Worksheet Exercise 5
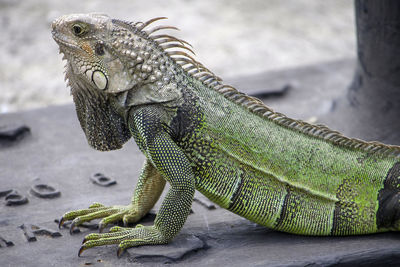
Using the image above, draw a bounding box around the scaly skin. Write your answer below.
[52,13,400,257]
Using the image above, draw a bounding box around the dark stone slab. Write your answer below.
[2,59,400,266]
[126,234,206,264]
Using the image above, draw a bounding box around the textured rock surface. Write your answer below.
[2,60,400,266]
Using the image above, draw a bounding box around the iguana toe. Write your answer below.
[77,226,167,256]
[59,204,137,234]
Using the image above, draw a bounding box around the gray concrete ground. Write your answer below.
[0,0,354,113]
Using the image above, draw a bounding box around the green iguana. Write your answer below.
[52,13,400,257]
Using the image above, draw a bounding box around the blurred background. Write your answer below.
[0,0,354,113]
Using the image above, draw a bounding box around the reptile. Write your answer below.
[52,13,400,257]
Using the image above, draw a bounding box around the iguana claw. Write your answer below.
[70,220,78,235]
[117,247,125,258]
[58,217,65,229]
[78,246,86,257]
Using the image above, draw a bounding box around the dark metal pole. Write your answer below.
[325,0,400,144]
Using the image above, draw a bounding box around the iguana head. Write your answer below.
[51,13,205,149]
[52,13,188,96]
[52,13,134,93]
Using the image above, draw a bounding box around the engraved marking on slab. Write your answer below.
[90,173,117,187]
[30,184,61,198]
[0,189,13,197]
[1,189,28,206]
[0,236,14,247]
[19,224,62,242]
[0,124,30,144]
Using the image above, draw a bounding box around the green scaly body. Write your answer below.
[52,13,400,256]
[178,76,398,235]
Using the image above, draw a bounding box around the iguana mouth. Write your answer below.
[51,19,83,54]
[52,31,80,53]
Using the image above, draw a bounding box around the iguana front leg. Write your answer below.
[59,159,165,233]
[78,132,196,256]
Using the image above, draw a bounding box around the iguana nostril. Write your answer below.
[51,19,59,31]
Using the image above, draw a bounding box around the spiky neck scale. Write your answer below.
[109,20,171,89]
[103,18,202,110]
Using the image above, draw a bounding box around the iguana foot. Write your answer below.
[79,225,167,257]
[59,202,141,234]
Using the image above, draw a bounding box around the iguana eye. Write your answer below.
[72,24,85,36]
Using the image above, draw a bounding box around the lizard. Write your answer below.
[52,13,400,257]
